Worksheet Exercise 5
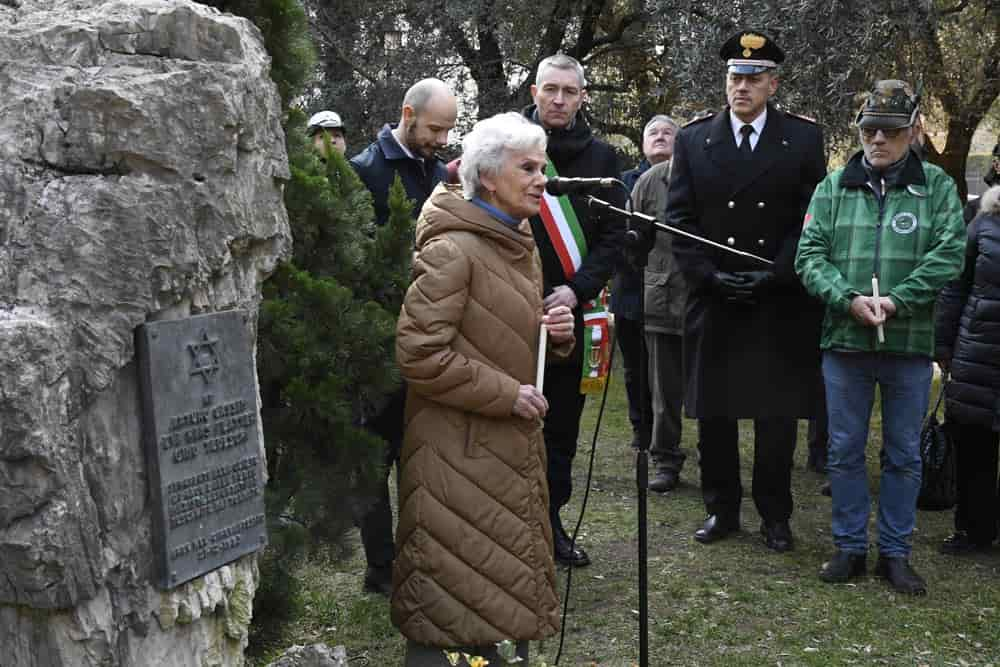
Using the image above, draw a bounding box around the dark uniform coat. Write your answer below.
[666,104,825,418]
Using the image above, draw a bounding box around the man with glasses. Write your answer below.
[796,80,965,595]
[666,30,826,553]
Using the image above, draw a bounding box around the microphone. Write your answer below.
[545,177,619,196]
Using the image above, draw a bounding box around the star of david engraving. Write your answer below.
[188,330,221,384]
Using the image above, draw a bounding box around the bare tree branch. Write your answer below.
[938,0,970,16]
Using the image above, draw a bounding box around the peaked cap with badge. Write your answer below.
[855,79,920,130]
[719,30,785,74]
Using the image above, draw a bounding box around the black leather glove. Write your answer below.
[732,270,775,296]
[708,271,755,304]
[623,223,656,270]
[624,229,654,270]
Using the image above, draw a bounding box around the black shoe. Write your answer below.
[649,469,679,493]
[939,531,993,555]
[819,550,867,583]
[874,555,927,595]
[362,565,393,596]
[820,481,831,497]
[553,526,591,567]
[551,512,590,567]
[760,520,794,552]
[694,514,739,544]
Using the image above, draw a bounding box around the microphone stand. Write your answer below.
[588,196,775,267]
[585,191,773,667]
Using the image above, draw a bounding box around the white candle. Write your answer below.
[872,275,885,344]
[536,323,548,392]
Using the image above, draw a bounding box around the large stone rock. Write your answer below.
[0,0,290,664]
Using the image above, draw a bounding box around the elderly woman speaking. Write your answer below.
[392,112,575,666]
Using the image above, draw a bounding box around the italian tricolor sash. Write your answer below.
[539,161,610,395]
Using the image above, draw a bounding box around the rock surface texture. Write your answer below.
[266,644,348,667]
[0,1,290,665]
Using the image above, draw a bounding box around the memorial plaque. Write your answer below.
[137,310,267,589]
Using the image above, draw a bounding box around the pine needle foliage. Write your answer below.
[252,114,415,649]
[196,0,415,651]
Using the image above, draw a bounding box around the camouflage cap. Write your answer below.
[856,80,919,130]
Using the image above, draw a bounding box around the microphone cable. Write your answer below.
[554,179,633,665]
[553,320,617,665]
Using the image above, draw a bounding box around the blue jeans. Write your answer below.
[822,351,931,557]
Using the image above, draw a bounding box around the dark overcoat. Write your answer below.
[665,104,826,418]
[936,205,1000,432]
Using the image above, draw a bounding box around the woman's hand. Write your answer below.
[543,305,574,344]
[512,384,548,420]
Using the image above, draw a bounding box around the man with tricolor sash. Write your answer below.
[523,54,625,568]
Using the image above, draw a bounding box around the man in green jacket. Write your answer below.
[795,80,965,595]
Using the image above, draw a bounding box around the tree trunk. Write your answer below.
[938,117,979,202]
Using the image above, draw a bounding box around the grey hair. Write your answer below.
[981,185,1000,217]
[643,115,678,136]
[458,112,547,200]
[535,54,587,88]
[402,78,452,114]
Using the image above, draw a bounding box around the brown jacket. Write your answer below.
[392,184,570,647]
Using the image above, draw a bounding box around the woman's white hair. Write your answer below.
[980,185,1000,217]
[459,112,547,200]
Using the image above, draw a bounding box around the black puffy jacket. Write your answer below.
[935,189,1000,431]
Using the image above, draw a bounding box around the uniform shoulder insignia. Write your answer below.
[785,110,817,124]
[682,111,715,127]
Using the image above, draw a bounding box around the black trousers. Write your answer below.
[697,417,797,522]
[544,360,587,512]
[615,316,652,444]
[952,421,1000,546]
[354,385,406,570]
[806,378,829,471]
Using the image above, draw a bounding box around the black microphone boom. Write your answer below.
[545,177,619,196]
[587,196,774,266]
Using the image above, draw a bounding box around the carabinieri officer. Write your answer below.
[665,29,827,552]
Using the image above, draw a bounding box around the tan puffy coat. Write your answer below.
[392,184,570,647]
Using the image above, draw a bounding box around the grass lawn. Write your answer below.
[250,365,1000,666]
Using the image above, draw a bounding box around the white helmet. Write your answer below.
[307,110,344,134]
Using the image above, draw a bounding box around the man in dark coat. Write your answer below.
[524,54,625,567]
[665,30,826,551]
[350,78,457,226]
[614,115,679,455]
[347,78,457,594]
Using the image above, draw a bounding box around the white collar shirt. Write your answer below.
[729,108,767,151]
